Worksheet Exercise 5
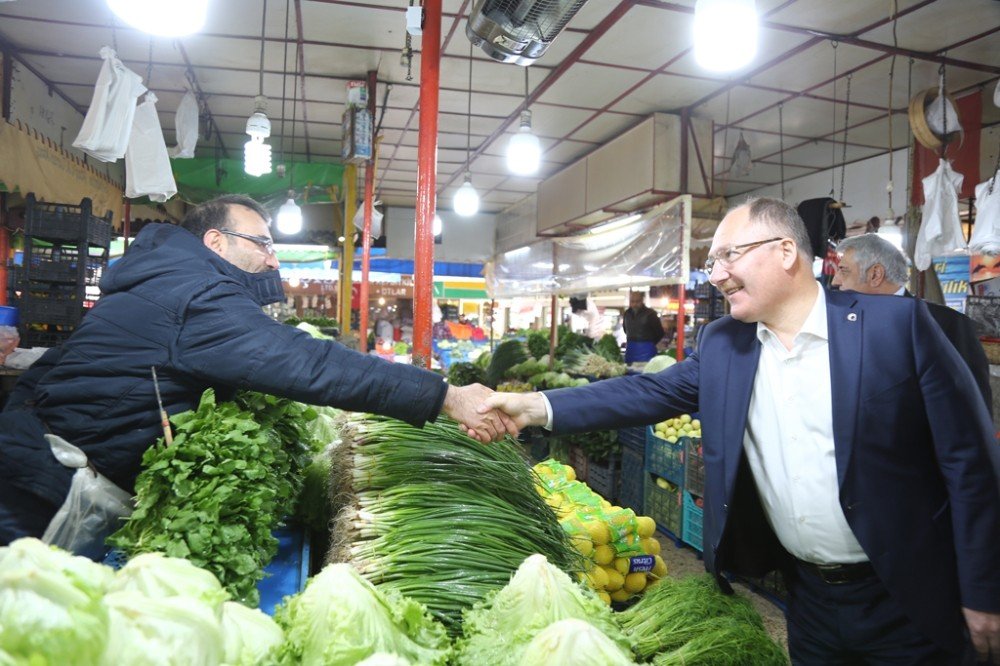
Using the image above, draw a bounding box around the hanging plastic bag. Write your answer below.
[41,434,133,560]
[73,46,146,163]
[352,200,384,238]
[926,74,961,137]
[125,92,177,202]
[914,159,966,271]
[169,90,199,158]
[970,171,1000,255]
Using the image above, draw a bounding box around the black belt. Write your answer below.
[796,559,875,585]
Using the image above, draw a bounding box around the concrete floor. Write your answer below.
[655,532,790,656]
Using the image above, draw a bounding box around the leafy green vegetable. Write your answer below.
[555,325,592,359]
[0,539,110,665]
[456,554,631,666]
[295,450,333,534]
[652,617,787,666]
[519,618,637,666]
[594,334,623,363]
[568,430,619,463]
[526,331,550,360]
[275,563,451,666]
[109,389,315,605]
[221,601,284,666]
[447,362,487,387]
[643,355,677,374]
[108,553,229,610]
[485,340,528,388]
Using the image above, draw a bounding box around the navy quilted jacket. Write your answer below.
[0,223,447,538]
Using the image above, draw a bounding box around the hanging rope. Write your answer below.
[279,0,291,165]
[258,0,268,98]
[146,38,154,86]
[110,17,119,53]
[886,0,898,218]
[778,102,786,201]
[465,41,473,176]
[830,40,838,196]
[839,74,852,204]
[938,61,948,158]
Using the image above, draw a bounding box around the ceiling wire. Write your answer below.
[279,0,291,165]
[465,40,473,177]
[257,0,267,98]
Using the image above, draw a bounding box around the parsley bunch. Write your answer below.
[109,389,316,606]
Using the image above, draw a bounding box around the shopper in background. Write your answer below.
[622,290,664,363]
[0,194,513,547]
[832,233,992,410]
[483,197,1000,664]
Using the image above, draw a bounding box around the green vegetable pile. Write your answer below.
[109,389,316,606]
[564,429,619,463]
[594,333,623,363]
[0,539,283,666]
[562,348,628,378]
[327,414,581,633]
[555,324,593,359]
[447,361,487,387]
[620,574,787,665]
[526,331,551,360]
[484,339,529,387]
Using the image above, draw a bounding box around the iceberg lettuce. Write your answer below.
[519,619,637,666]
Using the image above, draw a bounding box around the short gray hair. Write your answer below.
[836,233,909,285]
[740,197,814,262]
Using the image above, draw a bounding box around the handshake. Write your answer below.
[441,383,549,443]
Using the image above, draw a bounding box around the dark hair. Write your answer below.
[742,196,813,262]
[179,194,271,240]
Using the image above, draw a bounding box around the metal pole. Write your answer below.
[123,199,131,252]
[676,284,686,361]
[341,165,358,339]
[412,0,441,369]
[548,294,558,368]
[358,69,377,353]
[0,193,8,307]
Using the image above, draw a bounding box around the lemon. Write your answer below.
[585,520,610,546]
[594,544,614,566]
[565,465,577,482]
[636,516,656,538]
[610,589,631,603]
[603,567,625,592]
[573,536,594,558]
[652,554,668,578]
[614,557,631,576]
[589,565,609,589]
[623,572,647,594]
[641,537,661,556]
[598,591,612,605]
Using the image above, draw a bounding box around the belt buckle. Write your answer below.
[815,564,851,585]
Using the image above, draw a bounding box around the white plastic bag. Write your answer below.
[926,75,961,137]
[41,434,133,560]
[915,159,966,271]
[169,90,199,158]
[352,201,384,238]
[125,92,177,202]
[73,46,146,163]
[970,171,1000,255]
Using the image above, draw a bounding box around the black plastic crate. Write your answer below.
[619,444,644,513]
[587,453,620,502]
[644,474,682,538]
[617,426,646,454]
[25,194,113,248]
[684,438,705,497]
[21,327,75,348]
[568,444,588,482]
[19,297,85,326]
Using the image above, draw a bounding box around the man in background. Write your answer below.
[832,233,991,409]
[622,291,663,363]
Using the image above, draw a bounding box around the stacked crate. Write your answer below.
[643,427,685,541]
[17,194,112,347]
[617,426,646,513]
[681,437,705,552]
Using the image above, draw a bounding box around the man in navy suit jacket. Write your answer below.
[485,198,1000,664]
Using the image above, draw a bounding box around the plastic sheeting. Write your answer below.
[970,171,1000,255]
[915,159,966,271]
[485,195,690,299]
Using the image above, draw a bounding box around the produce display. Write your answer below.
[455,554,632,666]
[642,354,677,374]
[109,390,317,605]
[533,460,666,604]
[620,574,786,665]
[594,334,624,363]
[327,415,580,632]
[562,348,628,379]
[446,361,487,387]
[652,413,701,444]
[0,539,283,666]
[484,339,529,387]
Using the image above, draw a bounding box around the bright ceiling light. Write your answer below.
[107,0,208,37]
[693,0,759,73]
[453,176,480,217]
[507,110,542,176]
[244,97,272,177]
[276,192,303,235]
[432,215,443,237]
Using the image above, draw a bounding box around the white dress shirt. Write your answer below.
[541,283,867,564]
[745,283,867,564]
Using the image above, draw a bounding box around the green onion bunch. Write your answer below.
[327,414,581,633]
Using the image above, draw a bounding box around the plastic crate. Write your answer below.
[617,426,646,454]
[681,490,704,552]
[258,525,311,616]
[587,453,620,502]
[644,475,682,538]
[21,327,74,348]
[618,444,645,513]
[568,444,588,482]
[684,438,705,496]
[646,427,686,487]
[520,428,549,463]
[19,296,85,326]
[25,194,113,247]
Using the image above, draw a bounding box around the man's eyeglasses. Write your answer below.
[704,237,784,274]
[218,229,276,256]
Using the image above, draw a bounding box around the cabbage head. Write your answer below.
[275,563,451,666]
[0,538,111,665]
[643,355,677,374]
[457,554,632,666]
[108,552,229,613]
[519,619,636,666]
[221,601,283,665]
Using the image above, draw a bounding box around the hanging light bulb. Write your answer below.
[244,96,272,177]
[107,0,208,37]
[878,217,904,251]
[276,190,303,235]
[454,175,480,217]
[507,110,541,176]
[693,0,759,73]
[432,214,443,237]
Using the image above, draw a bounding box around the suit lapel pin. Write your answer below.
[847,313,857,322]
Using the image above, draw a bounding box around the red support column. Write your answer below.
[358,69,378,353]
[676,284,686,362]
[412,0,441,369]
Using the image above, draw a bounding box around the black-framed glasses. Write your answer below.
[218,229,276,256]
[704,237,784,274]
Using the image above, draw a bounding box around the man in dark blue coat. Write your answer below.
[0,195,509,544]
[485,197,1000,664]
